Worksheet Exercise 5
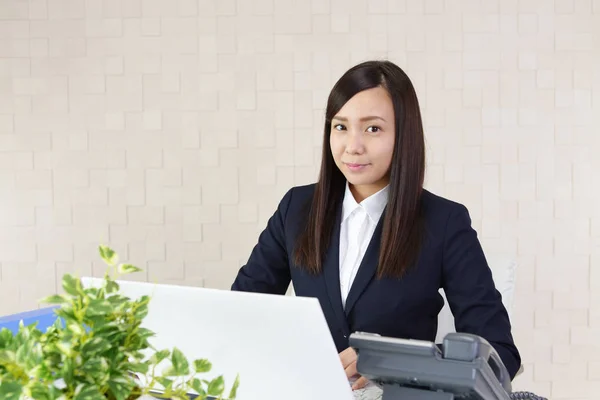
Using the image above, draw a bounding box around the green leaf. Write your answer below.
[25,381,52,400]
[125,350,146,361]
[73,384,106,400]
[170,347,190,376]
[51,317,64,330]
[66,321,86,336]
[91,321,122,340]
[61,357,75,386]
[54,305,77,324]
[228,374,240,399]
[156,377,174,390]
[40,294,69,305]
[136,327,155,340]
[106,295,129,310]
[85,298,113,317]
[0,328,13,348]
[150,349,170,365]
[0,350,16,363]
[83,287,99,299]
[106,280,119,293]
[81,337,112,355]
[189,378,206,396]
[117,263,142,274]
[130,327,155,349]
[207,376,225,396]
[0,381,22,400]
[15,340,32,364]
[127,361,149,374]
[62,274,80,296]
[27,345,44,370]
[55,340,74,357]
[33,360,56,382]
[80,358,108,381]
[133,303,149,320]
[107,380,133,400]
[99,245,119,266]
[194,358,212,373]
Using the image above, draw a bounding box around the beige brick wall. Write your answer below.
[1,0,599,397]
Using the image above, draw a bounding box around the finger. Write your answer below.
[351,376,369,391]
[340,355,353,369]
[339,347,356,368]
[344,360,357,378]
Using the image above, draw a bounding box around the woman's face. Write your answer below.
[330,86,396,201]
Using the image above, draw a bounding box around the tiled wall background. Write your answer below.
[0,0,599,398]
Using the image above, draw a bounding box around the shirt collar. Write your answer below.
[341,181,389,223]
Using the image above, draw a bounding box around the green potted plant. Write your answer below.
[0,245,239,400]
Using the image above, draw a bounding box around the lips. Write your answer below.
[344,162,369,172]
[344,163,368,168]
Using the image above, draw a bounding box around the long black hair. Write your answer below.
[293,60,426,279]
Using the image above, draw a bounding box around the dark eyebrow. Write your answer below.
[332,116,386,123]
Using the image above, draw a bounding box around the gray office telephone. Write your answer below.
[349,332,548,400]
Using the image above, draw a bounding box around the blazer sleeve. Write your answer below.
[441,205,522,380]
[230,188,293,295]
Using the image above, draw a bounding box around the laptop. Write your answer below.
[80,277,354,400]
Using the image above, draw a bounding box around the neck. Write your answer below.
[349,182,387,203]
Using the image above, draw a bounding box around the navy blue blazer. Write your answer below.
[231,184,521,379]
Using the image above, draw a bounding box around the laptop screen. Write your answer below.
[81,277,354,400]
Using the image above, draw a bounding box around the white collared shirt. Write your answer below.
[339,182,389,308]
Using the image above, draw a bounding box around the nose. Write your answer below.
[345,131,365,155]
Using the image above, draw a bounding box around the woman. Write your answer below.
[231,60,521,389]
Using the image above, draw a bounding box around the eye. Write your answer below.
[367,126,381,133]
[333,124,346,131]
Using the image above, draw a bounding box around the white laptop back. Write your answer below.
[80,277,354,400]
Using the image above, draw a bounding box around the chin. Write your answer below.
[344,177,377,186]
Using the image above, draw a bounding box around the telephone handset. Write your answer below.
[442,332,511,394]
[349,331,547,400]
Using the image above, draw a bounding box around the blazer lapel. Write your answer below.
[321,204,350,336]
[343,211,386,316]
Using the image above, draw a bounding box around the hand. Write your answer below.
[339,347,369,390]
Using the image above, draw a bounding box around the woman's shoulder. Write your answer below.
[419,190,476,242]
[275,183,316,215]
[420,189,470,218]
[287,183,317,199]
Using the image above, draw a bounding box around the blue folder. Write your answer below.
[0,306,59,335]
